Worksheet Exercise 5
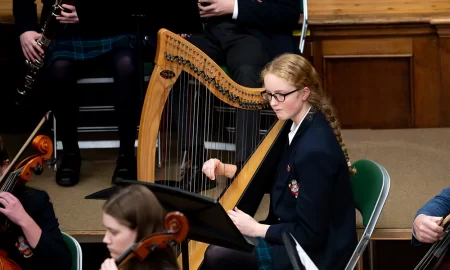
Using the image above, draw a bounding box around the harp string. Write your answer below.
[153,31,278,262]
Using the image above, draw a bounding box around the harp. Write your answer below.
[137,28,292,269]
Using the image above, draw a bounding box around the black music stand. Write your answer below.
[86,179,257,270]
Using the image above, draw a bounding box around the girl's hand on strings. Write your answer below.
[0,191,30,227]
[202,158,222,180]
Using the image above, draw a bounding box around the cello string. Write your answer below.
[416,222,450,269]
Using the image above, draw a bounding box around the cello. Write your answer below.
[414,212,450,270]
[0,111,54,270]
[115,211,189,269]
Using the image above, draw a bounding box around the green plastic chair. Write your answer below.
[345,159,391,270]
[62,232,83,270]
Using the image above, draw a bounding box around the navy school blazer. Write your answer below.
[262,109,357,270]
[0,187,72,270]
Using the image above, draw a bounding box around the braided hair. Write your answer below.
[261,54,356,175]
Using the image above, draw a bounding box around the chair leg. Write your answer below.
[368,240,374,270]
[53,115,58,172]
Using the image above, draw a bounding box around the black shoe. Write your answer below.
[180,164,217,193]
[112,155,137,185]
[56,152,81,187]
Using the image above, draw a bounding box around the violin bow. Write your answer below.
[0,111,52,184]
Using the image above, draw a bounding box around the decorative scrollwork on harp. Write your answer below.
[162,52,269,110]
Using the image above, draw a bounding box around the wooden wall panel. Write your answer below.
[321,38,413,56]
[412,36,441,127]
[308,0,450,16]
[308,16,450,128]
[439,36,450,126]
[0,0,43,24]
[324,57,412,128]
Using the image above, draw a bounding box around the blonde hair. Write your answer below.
[261,53,356,175]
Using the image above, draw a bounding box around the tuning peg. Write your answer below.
[33,164,44,175]
[168,240,177,247]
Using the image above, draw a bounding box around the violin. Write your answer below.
[0,111,53,190]
[0,250,21,270]
[414,212,450,270]
[0,111,54,270]
[115,211,189,269]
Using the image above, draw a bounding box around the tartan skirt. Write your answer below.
[46,33,135,66]
[254,237,274,270]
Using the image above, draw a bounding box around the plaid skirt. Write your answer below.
[254,237,273,270]
[46,34,135,66]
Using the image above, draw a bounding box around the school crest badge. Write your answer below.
[15,236,33,258]
[289,179,299,198]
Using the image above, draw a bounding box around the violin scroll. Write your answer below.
[14,135,53,183]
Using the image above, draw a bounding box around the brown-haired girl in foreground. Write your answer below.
[100,184,179,270]
[201,53,358,270]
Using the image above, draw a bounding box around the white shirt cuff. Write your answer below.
[232,0,238,19]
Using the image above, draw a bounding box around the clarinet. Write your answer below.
[17,0,74,96]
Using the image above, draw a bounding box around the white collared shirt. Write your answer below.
[288,107,311,145]
[232,0,238,19]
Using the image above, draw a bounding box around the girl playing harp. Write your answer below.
[201,53,358,270]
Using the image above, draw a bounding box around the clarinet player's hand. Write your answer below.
[19,31,44,62]
[56,4,79,24]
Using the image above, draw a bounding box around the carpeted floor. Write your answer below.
[2,127,450,242]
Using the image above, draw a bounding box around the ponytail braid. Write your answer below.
[319,100,356,175]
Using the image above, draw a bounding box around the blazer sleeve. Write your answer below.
[31,191,72,269]
[411,187,450,246]
[13,0,41,34]
[265,150,335,250]
[236,0,300,28]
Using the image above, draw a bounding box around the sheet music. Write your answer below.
[290,233,319,270]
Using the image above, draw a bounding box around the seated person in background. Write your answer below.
[179,0,301,190]
[0,136,72,269]
[100,184,179,270]
[412,187,450,245]
[13,0,144,187]
[200,54,357,270]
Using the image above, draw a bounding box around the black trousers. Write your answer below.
[179,20,269,165]
[46,48,140,158]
